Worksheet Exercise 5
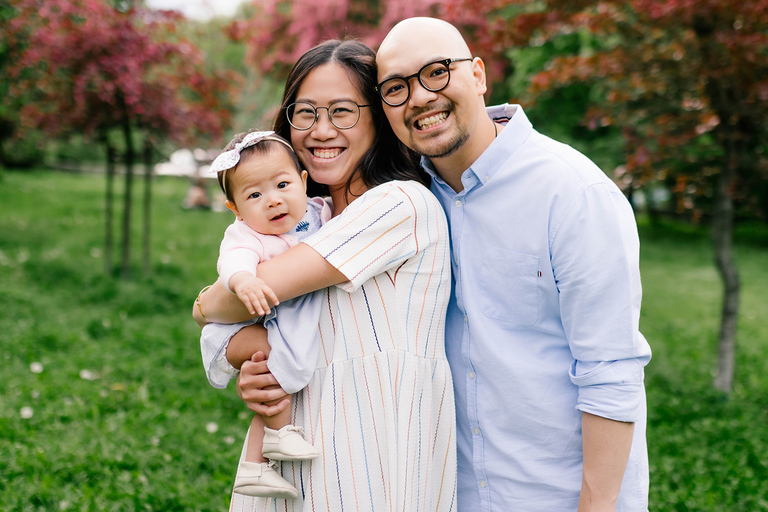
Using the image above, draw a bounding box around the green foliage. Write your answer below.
[2,170,768,510]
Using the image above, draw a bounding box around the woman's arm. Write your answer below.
[193,242,347,326]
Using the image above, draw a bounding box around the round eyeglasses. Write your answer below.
[375,57,473,107]
[285,101,371,131]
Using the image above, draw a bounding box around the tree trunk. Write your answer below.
[694,17,741,394]
[120,112,135,279]
[104,140,116,276]
[712,137,740,393]
[142,138,152,276]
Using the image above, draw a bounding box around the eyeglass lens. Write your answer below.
[287,101,361,130]
[379,60,453,106]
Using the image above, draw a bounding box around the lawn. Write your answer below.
[1,169,767,511]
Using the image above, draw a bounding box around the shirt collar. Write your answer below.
[421,103,533,190]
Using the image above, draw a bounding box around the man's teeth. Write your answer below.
[417,112,448,130]
[313,148,342,159]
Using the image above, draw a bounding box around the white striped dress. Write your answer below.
[229,180,457,512]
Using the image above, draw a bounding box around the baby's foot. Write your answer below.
[262,425,320,461]
[233,460,298,499]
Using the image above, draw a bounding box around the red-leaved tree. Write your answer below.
[7,0,239,277]
[225,0,514,84]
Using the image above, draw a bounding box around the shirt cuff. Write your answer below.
[570,357,649,422]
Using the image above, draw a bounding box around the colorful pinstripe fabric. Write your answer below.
[229,181,457,512]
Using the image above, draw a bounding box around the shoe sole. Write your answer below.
[233,484,298,500]
[262,450,320,461]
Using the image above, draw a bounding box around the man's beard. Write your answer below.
[405,101,469,159]
[413,130,469,159]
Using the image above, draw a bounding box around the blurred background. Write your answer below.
[1,0,767,510]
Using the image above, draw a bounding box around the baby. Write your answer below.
[200,129,330,499]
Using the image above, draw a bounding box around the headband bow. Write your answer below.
[209,130,293,174]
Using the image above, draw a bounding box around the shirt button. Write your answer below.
[468,371,475,379]
[480,481,487,488]
[473,427,481,435]
[454,199,462,207]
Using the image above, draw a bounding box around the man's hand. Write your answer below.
[229,272,279,316]
[237,351,290,417]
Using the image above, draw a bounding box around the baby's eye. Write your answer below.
[249,192,261,199]
[277,181,289,189]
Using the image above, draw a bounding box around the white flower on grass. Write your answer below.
[90,247,102,258]
[59,500,69,510]
[151,437,160,447]
[224,435,235,445]
[20,406,33,419]
[206,422,219,433]
[32,390,40,399]
[160,254,171,264]
[79,369,98,381]
[30,362,44,374]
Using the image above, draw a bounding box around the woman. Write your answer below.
[194,40,456,511]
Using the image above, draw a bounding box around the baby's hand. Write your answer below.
[229,272,279,316]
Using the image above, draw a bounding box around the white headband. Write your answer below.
[209,130,293,174]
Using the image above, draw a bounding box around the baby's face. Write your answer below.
[226,148,308,235]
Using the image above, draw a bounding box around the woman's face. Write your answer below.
[290,62,375,200]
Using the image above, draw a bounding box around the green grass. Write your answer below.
[1,169,767,511]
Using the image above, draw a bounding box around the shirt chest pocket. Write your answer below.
[478,245,540,325]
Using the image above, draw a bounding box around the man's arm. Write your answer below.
[577,412,635,512]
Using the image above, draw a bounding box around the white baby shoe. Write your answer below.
[233,460,298,499]
[262,425,320,461]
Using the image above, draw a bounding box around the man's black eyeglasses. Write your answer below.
[375,58,473,107]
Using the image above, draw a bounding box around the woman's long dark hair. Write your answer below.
[273,39,428,198]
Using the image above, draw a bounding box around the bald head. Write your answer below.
[377,17,471,68]
[375,17,493,178]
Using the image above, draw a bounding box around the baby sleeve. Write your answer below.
[217,221,265,292]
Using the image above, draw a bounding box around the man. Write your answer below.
[375,17,652,512]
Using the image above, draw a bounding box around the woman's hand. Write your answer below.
[237,351,291,417]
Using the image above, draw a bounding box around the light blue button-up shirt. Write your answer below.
[422,104,651,512]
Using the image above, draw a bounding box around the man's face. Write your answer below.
[376,29,484,160]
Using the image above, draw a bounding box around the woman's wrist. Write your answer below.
[192,284,213,328]
[195,280,255,324]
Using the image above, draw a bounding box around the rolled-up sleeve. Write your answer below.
[569,358,650,422]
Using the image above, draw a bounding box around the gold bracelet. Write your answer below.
[196,285,212,321]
